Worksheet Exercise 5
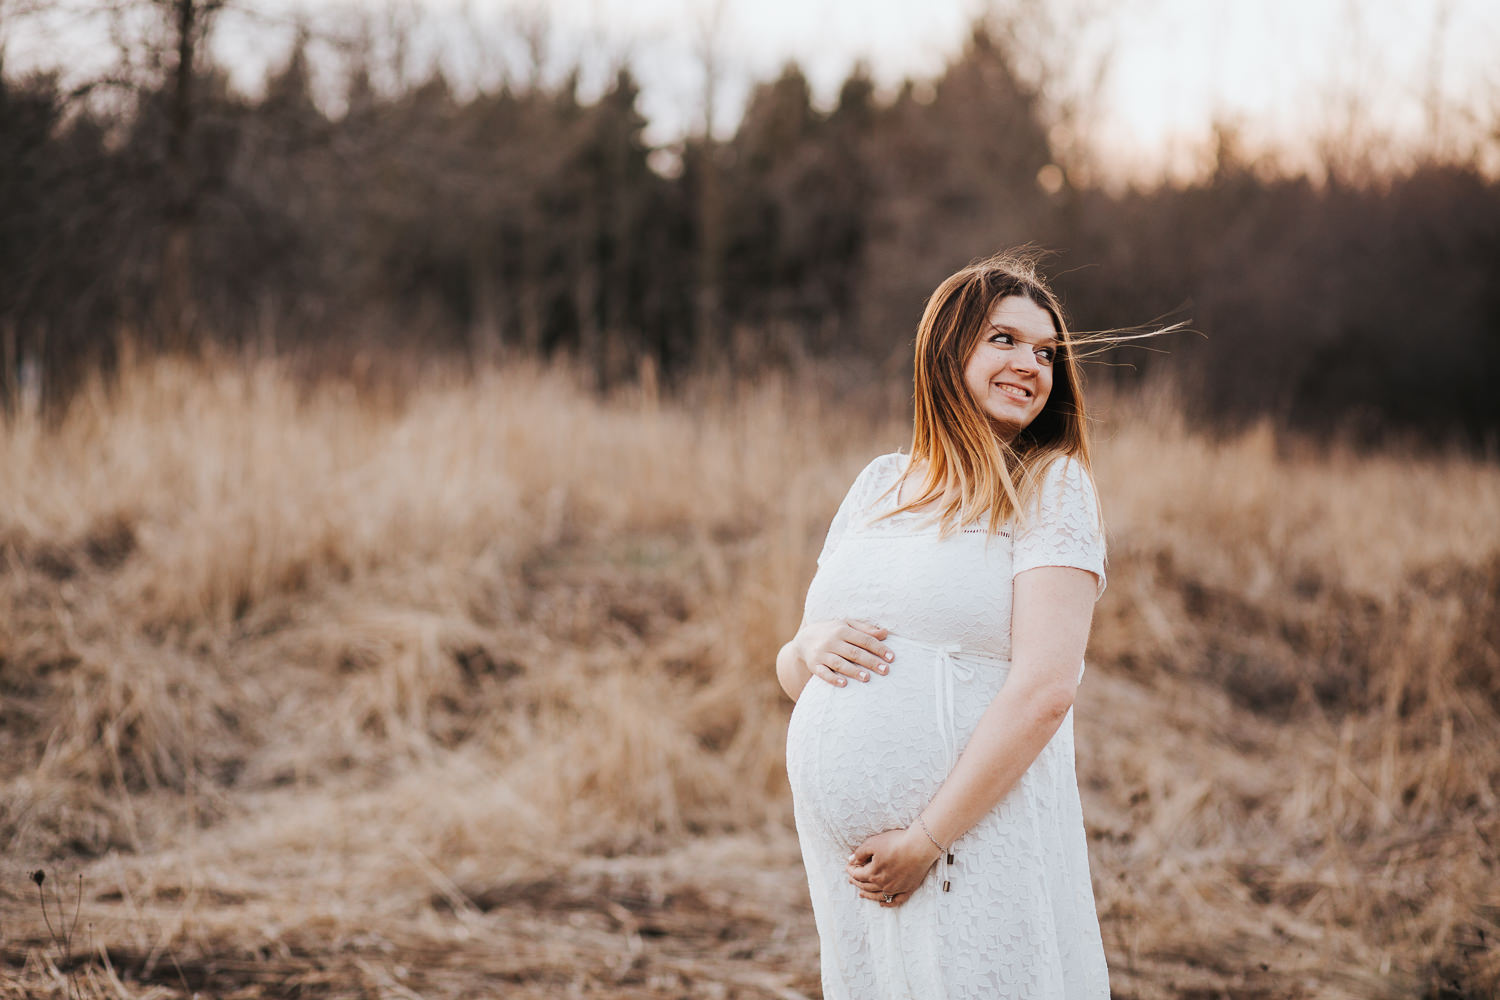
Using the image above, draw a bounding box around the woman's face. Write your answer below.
[963,294,1057,439]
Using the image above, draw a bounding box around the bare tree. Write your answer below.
[156,0,226,345]
[690,0,728,368]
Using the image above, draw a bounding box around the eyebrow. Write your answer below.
[987,323,1058,346]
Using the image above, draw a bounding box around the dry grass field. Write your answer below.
[1,352,1497,999]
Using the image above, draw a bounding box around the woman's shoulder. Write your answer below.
[860,451,909,479]
[1022,452,1102,529]
[1037,453,1096,496]
[852,452,906,491]
[852,451,908,497]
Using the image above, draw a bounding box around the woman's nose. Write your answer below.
[1008,348,1039,373]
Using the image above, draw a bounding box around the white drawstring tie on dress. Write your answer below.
[925,640,1011,895]
[932,642,973,775]
[932,643,969,895]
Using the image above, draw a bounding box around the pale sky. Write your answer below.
[7,0,1498,181]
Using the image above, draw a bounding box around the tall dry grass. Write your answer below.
[0,352,1496,998]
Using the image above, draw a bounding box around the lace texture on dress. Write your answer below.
[788,451,1111,999]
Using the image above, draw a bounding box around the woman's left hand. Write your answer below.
[846,827,942,907]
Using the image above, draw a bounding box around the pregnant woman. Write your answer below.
[776,252,1111,998]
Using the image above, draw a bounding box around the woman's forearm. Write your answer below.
[918,565,1098,849]
[917,675,1076,848]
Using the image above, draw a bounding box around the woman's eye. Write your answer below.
[1036,347,1056,362]
[990,332,1013,345]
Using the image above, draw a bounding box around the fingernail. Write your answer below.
[884,652,894,661]
[877,665,887,674]
[838,678,846,686]
[859,671,869,681]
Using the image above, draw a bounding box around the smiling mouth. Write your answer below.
[992,382,1032,400]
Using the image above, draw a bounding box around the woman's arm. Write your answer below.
[847,565,1097,901]
[777,619,894,702]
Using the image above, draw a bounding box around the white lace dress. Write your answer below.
[786,452,1110,999]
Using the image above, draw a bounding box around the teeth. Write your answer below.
[994,383,1030,399]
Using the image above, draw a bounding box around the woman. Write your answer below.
[776,252,1110,999]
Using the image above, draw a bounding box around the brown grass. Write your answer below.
[1,353,1496,999]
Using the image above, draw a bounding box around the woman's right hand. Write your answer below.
[789,619,894,688]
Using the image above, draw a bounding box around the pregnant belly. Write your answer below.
[785,634,1007,852]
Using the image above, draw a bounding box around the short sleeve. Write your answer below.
[816,453,904,567]
[1011,457,1107,599]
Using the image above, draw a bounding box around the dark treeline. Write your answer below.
[3,11,1499,439]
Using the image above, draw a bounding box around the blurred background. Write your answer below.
[3,0,1498,436]
[1,2,1498,999]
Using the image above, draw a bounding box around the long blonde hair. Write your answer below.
[886,250,1091,535]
